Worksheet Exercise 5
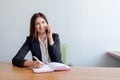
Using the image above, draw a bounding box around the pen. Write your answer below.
[33,56,44,65]
[33,56,40,61]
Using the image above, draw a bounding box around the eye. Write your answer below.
[41,21,45,24]
[35,22,40,26]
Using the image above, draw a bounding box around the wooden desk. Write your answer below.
[0,62,120,80]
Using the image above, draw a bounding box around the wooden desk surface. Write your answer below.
[0,62,120,80]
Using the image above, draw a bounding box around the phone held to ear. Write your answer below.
[46,29,48,34]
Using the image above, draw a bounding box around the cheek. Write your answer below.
[44,24,47,27]
[35,26,39,31]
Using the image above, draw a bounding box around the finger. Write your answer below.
[34,65,42,68]
[34,63,42,68]
[36,63,44,68]
[46,24,51,28]
[36,61,44,65]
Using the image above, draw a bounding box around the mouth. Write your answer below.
[39,28,46,32]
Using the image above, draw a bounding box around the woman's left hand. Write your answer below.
[46,25,53,39]
[46,25,54,46]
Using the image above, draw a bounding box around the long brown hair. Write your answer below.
[30,12,49,40]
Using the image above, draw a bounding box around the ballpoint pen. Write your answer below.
[33,56,44,65]
[33,56,40,61]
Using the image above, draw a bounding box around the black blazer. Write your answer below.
[12,33,62,67]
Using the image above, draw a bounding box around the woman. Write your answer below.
[12,12,62,68]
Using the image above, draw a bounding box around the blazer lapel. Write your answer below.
[33,39,42,60]
[47,38,55,61]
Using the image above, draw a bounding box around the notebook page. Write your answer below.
[48,62,70,71]
[32,65,54,73]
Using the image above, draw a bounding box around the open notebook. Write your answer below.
[31,62,71,73]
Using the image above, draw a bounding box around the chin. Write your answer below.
[38,31,45,34]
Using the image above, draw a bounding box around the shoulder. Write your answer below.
[52,33,60,42]
[25,36,35,42]
[52,33,59,37]
[26,36,32,40]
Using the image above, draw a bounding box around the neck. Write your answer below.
[38,33,47,42]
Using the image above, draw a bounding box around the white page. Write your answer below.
[32,65,53,73]
[48,62,70,70]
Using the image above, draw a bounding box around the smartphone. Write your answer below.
[46,29,48,34]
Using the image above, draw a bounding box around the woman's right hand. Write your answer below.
[31,61,44,68]
[24,60,44,68]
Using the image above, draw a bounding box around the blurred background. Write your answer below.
[0,0,120,67]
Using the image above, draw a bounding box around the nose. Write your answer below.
[40,23,47,29]
[39,23,44,28]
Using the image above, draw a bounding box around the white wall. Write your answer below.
[0,0,120,67]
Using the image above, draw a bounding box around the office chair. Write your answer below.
[60,44,69,65]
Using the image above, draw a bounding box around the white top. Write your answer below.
[38,37,51,64]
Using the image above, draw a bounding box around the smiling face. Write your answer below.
[35,17,48,34]
[30,12,49,40]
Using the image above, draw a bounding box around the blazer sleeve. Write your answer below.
[49,33,63,63]
[12,37,30,67]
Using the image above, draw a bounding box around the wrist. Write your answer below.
[49,37,54,46]
[24,60,34,67]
